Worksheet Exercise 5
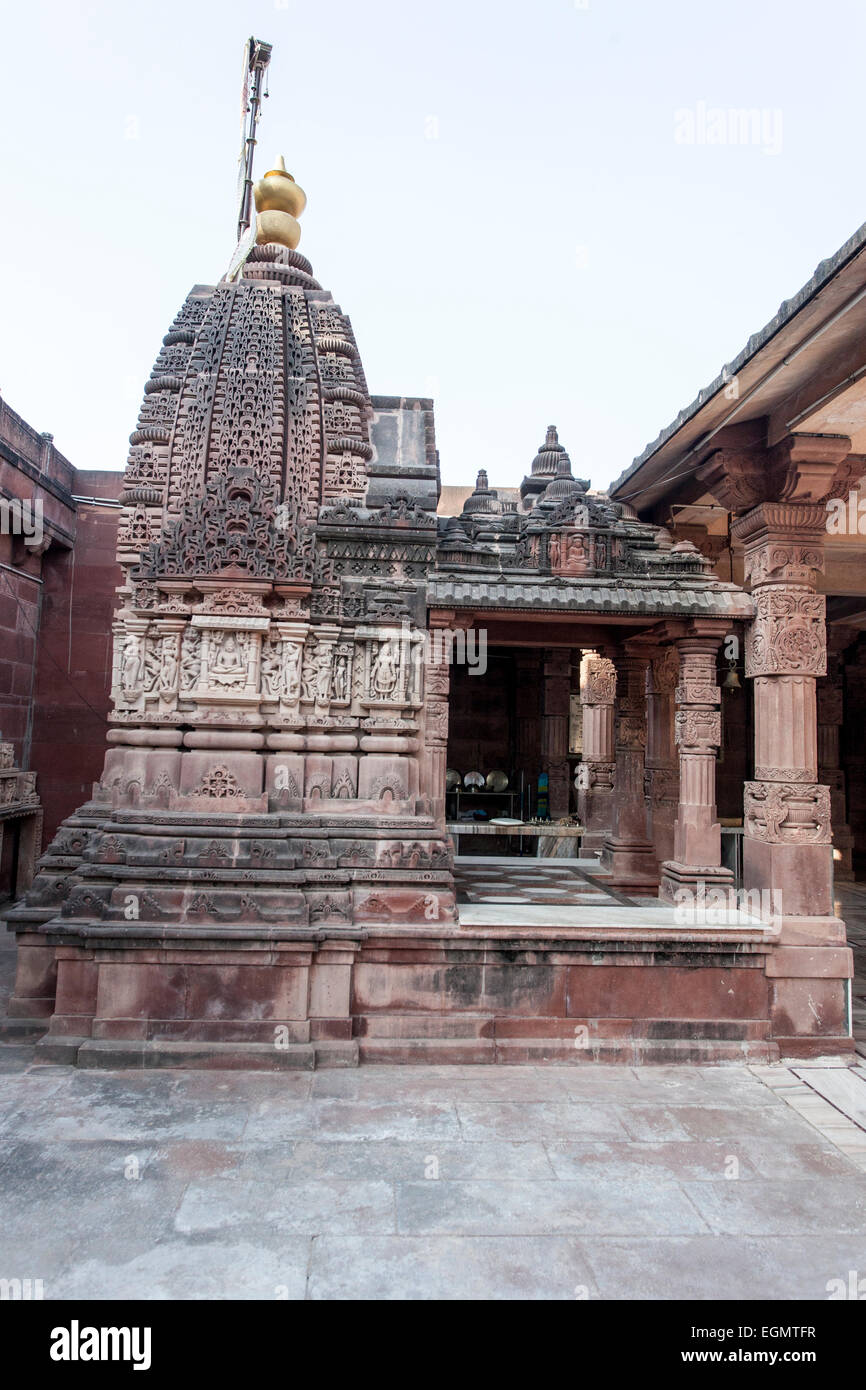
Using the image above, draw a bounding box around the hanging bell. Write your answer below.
[722,662,741,691]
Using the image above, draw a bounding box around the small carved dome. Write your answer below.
[462,468,502,515]
[539,455,587,503]
[530,425,570,477]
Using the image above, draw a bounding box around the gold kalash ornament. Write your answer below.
[253,155,307,250]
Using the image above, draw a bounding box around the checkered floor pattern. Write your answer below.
[454,859,632,907]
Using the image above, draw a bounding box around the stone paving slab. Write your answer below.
[580,1234,866,1302]
[1,1053,866,1299]
[395,1177,710,1236]
[793,1065,866,1128]
[307,1235,600,1300]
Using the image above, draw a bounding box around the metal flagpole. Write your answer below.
[224,36,273,282]
[237,36,272,243]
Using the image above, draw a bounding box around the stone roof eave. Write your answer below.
[610,218,866,511]
[427,576,754,620]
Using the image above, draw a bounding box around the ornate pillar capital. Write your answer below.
[698,433,860,511]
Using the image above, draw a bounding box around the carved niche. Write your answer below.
[550,529,592,576]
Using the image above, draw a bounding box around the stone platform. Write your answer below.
[3,862,854,1071]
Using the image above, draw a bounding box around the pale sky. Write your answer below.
[3,0,866,493]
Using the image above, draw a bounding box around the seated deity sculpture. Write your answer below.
[210,632,247,686]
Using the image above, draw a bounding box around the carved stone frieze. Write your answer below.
[744,780,832,844]
[746,588,827,677]
[743,542,824,588]
[581,655,616,705]
[576,759,615,791]
[616,715,647,751]
[675,708,722,748]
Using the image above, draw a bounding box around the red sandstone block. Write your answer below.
[492,1017,632,1040]
[565,964,768,1020]
[765,946,853,979]
[55,958,98,1017]
[8,941,57,1006]
[360,948,454,965]
[46,1013,95,1037]
[352,963,451,1013]
[494,1039,638,1064]
[310,1019,353,1040]
[184,965,309,1021]
[778,917,847,946]
[145,1019,311,1044]
[309,961,352,1019]
[478,964,568,1017]
[96,962,188,1021]
[76,1040,316,1071]
[355,1013,491,1039]
[774,1036,856,1060]
[91,1019,147,1041]
[358,1038,497,1065]
[769,978,849,1037]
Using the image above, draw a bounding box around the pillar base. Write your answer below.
[744,838,833,918]
[658,860,734,903]
[766,938,853,1057]
[600,837,659,890]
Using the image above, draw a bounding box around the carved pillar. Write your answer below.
[424,624,451,826]
[699,434,863,1057]
[659,622,733,901]
[645,646,679,864]
[818,629,855,881]
[600,644,659,888]
[542,648,571,819]
[733,503,833,915]
[734,499,853,1056]
[577,650,616,853]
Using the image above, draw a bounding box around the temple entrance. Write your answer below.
[445,644,583,857]
[442,641,648,910]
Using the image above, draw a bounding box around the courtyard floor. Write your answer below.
[1,1046,866,1299]
[0,885,865,1301]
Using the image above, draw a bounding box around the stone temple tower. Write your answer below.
[8,153,454,1066]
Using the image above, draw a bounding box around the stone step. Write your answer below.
[359,1035,776,1066]
[356,1014,492,1040]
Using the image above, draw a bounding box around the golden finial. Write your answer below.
[253,155,307,250]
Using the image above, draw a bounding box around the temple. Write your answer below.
[2,128,866,1069]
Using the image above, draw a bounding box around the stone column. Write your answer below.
[698,434,861,1057]
[423,624,451,826]
[733,503,833,914]
[734,499,853,1056]
[645,646,679,864]
[577,650,616,853]
[659,621,733,901]
[818,629,855,881]
[601,644,658,889]
[542,648,571,820]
